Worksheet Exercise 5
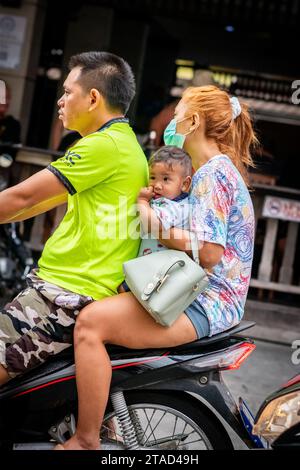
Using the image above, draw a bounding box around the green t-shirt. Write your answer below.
[38,119,148,299]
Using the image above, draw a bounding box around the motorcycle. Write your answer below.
[0,144,298,451]
[0,318,298,451]
[0,320,260,450]
[252,373,300,449]
[0,150,34,304]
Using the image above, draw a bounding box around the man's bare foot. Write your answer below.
[53,434,100,450]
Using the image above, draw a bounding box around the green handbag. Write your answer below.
[123,234,208,327]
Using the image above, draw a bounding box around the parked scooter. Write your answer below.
[0,150,34,303]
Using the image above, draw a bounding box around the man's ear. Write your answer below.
[89,88,102,111]
[182,175,192,192]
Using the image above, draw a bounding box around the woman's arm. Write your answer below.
[158,226,224,269]
[137,188,224,269]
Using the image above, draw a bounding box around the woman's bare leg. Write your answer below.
[0,365,10,386]
[59,292,197,450]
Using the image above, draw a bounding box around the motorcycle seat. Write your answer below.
[106,320,256,356]
[0,321,255,396]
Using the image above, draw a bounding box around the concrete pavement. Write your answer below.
[244,299,300,345]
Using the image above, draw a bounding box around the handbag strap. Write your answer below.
[142,258,185,301]
[190,231,199,264]
[189,200,200,265]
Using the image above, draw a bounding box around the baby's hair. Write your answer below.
[149,146,192,177]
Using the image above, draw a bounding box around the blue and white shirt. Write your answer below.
[139,193,190,256]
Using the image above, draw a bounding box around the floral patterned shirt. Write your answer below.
[189,155,255,336]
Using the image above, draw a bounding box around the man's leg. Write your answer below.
[0,286,76,383]
[59,292,197,450]
[0,290,29,384]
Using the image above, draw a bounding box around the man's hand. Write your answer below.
[138,186,154,203]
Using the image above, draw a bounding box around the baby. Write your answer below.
[119,145,192,292]
[138,145,192,253]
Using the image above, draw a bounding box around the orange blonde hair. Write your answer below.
[182,85,258,185]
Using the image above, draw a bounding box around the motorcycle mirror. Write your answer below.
[0,153,13,168]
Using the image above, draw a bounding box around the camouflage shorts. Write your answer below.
[0,270,93,379]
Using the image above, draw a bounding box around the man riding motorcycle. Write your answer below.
[0,51,148,387]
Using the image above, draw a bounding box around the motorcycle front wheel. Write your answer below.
[101,391,232,450]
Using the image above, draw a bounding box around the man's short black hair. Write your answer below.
[149,146,192,177]
[69,51,136,114]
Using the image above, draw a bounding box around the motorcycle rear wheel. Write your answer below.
[101,391,232,450]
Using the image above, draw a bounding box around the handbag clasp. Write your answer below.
[141,258,185,301]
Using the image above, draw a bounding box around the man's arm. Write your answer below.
[0,168,68,224]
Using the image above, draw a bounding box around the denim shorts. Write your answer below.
[185,299,210,339]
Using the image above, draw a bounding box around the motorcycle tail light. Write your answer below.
[224,342,256,370]
[187,342,255,371]
[252,391,300,445]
